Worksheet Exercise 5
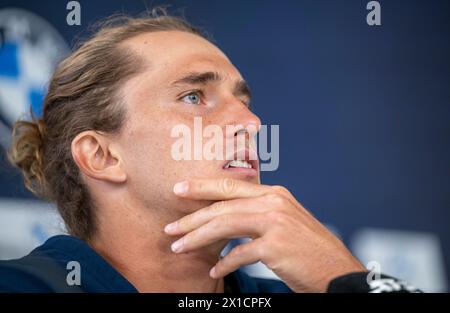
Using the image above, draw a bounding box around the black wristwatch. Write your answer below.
[327,272,422,293]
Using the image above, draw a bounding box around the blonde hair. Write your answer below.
[8,9,205,240]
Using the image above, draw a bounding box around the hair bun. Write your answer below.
[8,118,48,198]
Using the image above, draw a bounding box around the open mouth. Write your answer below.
[222,149,259,175]
[224,160,253,169]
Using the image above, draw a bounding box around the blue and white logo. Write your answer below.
[0,8,69,149]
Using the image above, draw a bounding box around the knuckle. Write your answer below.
[269,229,285,244]
[214,214,232,229]
[211,200,226,214]
[254,213,269,229]
[271,185,289,194]
[267,209,288,225]
[260,238,280,267]
[264,192,286,206]
[255,239,268,260]
[221,178,237,195]
[230,244,245,258]
[265,256,278,271]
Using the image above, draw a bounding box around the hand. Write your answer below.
[164,178,366,292]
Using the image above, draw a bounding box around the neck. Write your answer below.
[88,200,226,293]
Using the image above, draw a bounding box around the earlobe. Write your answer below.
[71,131,127,184]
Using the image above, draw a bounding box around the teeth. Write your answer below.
[225,160,252,169]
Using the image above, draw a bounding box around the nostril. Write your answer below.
[234,128,248,137]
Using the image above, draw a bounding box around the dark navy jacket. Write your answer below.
[0,235,293,293]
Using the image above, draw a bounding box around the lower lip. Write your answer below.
[223,166,258,177]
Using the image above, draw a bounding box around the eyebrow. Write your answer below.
[234,80,252,101]
[172,71,222,86]
[171,71,252,102]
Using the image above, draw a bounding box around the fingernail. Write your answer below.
[171,238,184,253]
[209,266,217,278]
[164,222,178,234]
[173,181,189,195]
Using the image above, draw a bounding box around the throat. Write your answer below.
[90,233,226,293]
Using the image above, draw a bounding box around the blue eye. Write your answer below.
[182,92,201,105]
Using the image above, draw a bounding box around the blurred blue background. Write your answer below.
[0,0,449,292]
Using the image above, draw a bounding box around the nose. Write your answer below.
[222,99,261,138]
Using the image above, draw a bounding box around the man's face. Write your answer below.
[115,31,261,214]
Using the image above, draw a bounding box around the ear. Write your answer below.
[71,131,126,183]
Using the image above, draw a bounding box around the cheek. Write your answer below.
[122,127,216,213]
[124,121,177,184]
[119,116,200,204]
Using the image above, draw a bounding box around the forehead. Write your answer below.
[122,31,242,82]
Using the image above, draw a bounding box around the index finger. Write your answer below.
[173,178,273,200]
